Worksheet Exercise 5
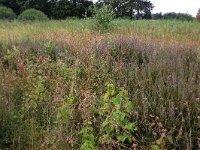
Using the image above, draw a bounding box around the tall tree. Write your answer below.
[51,0,74,19]
[16,0,52,16]
[0,0,21,14]
[51,0,93,19]
[1,0,93,19]
[96,0,153,19]
[197,8,200,22]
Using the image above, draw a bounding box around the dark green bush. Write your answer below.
[18,9,48,21]
[0,6,16,20]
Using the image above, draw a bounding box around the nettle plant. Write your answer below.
[80,121,97,150]
[99,83,135,146]
[80,83,136,149]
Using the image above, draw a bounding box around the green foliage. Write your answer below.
[80,121,97,150]
[99,83,135,146]
[0,45,75,148]
[15,0,93,19]
[153,12,194,21]
[18,9,48,21]
[93,5,114,31]
[97,0,154,19]
[152,145,161,150]
[0,0,154,20]
[178,13,194,21]
[79,83,136,149]
[44,41,57,61]
[163,12,194,21]
[0,5,16,20]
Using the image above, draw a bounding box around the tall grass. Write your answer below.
[0,19,200,149]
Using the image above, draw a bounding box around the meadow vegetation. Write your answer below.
[0,19,200,149]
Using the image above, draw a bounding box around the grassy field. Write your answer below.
[0,19,200,150]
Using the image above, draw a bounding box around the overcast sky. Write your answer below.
[92,0,200,16]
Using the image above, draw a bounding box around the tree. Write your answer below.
[51,0,72,19]
[0,0,93,19]
[0,0,21,15]
[152,12,162,20]
[51,0,93,19]
[0,5,17,20]
[197,8,200,22]
[163,12,194,21]
[75,0,93,18]
[16,0,52,17]
[141,0,153,19]
[96,0,154,19]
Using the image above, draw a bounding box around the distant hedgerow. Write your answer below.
[0,6,16,20]
[18,9,49,21]
[163,12,194,21]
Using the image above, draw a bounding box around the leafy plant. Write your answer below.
[152,145,161,150]
[80,121,97,150]
[99,83,135,147]
[93,5,114,31]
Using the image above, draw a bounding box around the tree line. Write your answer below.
[152,12,194,21]
[0,0,154,19]
[96,0,153,19]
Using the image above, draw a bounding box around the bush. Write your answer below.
[93,5,114,31]
[18,9,48,21]
[0,6,16,20]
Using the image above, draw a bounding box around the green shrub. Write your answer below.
[18,9,48,21]
[93,5,114,31]
[0,6,16,20]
